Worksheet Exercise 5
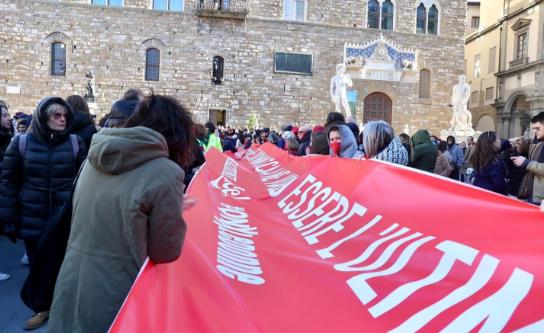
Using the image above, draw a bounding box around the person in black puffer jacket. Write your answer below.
[66,95,97,151]
[0,100,13,172]
[0,97,87,328]
[0,96,86,255]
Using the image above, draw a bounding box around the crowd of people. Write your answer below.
[0,90,543,332]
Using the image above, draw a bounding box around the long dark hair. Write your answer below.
[66,95,90,114]
[124,95,194,167]
[470,131,499,172]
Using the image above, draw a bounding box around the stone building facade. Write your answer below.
[0,0,466,133]
[465,0,544,138]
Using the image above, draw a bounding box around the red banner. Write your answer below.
[110,143,544,333]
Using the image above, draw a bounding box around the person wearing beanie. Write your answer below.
[104,99,138,128]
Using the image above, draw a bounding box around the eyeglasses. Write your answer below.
[52,112,68,120]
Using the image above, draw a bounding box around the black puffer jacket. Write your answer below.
[0,128,12,171]
[71,111,96,151]
[0,97,86,241]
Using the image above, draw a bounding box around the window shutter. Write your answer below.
[381,0,394,30]
[145,48,160,81]
[427,5,438,35]
[416,4,426,34]
[367,0,379,29]
[419,69,431,98]
[51,42,66,76]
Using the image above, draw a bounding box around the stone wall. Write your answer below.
[0,0,466,134]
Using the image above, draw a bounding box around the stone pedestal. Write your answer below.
[440,128,480,143]
[87,102,98,117]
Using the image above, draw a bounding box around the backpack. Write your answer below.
[18,134,79,158]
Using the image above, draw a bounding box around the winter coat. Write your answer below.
[410,130,437,172]
[298,131,311,156]
[520,141,544,203]
[473,159,508,195]
[0,128,12,171]
[70,111,97,151]
[0,97,86,241]
[328,124,363,159]
[206,133,223,152]
[373,137,409,165]
[434,151,453,177]
[47,126,187,333]
[448,143,464,168]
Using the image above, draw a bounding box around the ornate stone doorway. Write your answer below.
[501,94,530,138]
[363,92,392,123]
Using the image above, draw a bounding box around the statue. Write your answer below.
[330,63,353,118]
[450,75,472,132]
[85,71,96,103]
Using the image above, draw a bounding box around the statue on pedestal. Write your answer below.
[85,71,96,103]
[330,63,353,118]
[450,75,472,132]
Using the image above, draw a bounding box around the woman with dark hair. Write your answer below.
[0,100,13,173]
[66,95,97,150]
[0,100,13,281]
[469,131,508,195]
[48,95,195,333]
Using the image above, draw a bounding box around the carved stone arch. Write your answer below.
[141,38,167,52]
[45,31,71,44]
[34,31,72,76]
[475,114,496,132]
[502,90,532,137]
[504,89,531,115]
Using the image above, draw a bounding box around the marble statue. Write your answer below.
[330,63,353,117]
[85,71,96,103]
[450,75,472,132]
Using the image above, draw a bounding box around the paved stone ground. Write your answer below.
[0,238,47,333]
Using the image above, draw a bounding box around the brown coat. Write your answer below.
[48,127,186,333]
[434,151,453,177]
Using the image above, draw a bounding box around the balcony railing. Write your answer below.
[194,0,249,20]
[510,56,529,68]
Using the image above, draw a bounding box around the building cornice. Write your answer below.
[496,58,544,77]
[465,0,544,44]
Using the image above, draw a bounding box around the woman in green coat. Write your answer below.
[47,95,195,333]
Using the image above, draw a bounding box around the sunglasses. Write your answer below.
[52,112,68,120]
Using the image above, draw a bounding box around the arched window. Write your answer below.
[51,42,66,76]
[212,56,224,84]
[368,0,380,29]
[419,69,431,98]
[381,0,394,30]
[416,4,426,34]
[427,5,438,35]
[145,48,160,81]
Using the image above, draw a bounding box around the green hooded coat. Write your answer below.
[48,126,186,333]
[410,129,438,172]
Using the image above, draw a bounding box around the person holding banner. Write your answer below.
[513,111,544,204]
[362,120,408,165]
[47,95,195,333]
